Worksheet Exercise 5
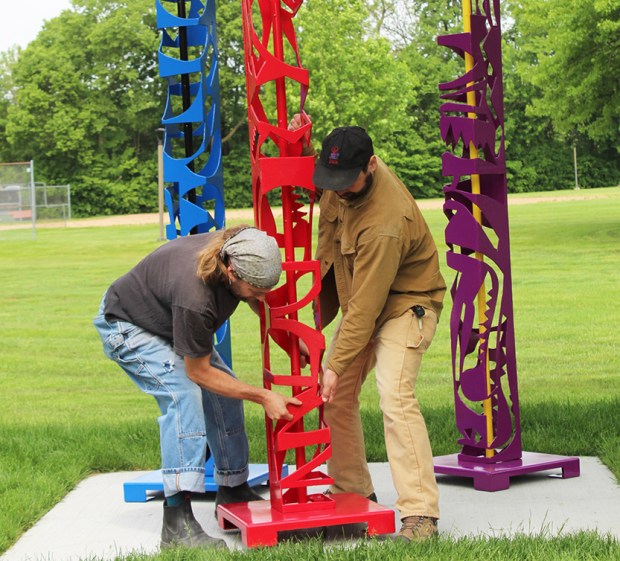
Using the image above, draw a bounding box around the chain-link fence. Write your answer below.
[0,161,34,223]
[1,162,72,239]
[0,184,71,223]
[35,184,72,221]
[0,161,36,239]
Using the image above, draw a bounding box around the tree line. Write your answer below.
[0,0,618,217]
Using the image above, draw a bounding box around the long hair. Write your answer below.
[195,225,251,285]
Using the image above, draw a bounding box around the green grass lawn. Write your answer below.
[0,186,619,559]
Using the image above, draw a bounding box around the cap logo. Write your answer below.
[328,146,340,165]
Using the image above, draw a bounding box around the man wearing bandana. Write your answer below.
[94,226,300,550]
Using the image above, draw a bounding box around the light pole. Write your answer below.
[156,128,165,240]
[573,144,580,190]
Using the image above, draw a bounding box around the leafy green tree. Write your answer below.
[214,0,253,208]
[501,11,574,192]
[505,0,620,189]
[3,0,161,216]
[0,47,20,164]
[388,1,463,197]
[304,5,408,135]
[513,0,620,146]
[1,0,617,217]
[299,0,442,196]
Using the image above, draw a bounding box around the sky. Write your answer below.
[0,0,74,53]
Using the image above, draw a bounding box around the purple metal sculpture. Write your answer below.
[433,0,580,491]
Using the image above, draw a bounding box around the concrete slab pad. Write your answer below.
[2,457,618,561]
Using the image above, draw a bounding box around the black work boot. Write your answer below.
[214,482,264,515]
[161,497,227,549]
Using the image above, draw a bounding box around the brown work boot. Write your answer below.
[394,515,438,542]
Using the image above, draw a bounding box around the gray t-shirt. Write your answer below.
[104,233,239,358]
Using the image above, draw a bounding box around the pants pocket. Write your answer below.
[407,307,438,352]
[406,309,426,350]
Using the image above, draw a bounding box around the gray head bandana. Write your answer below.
[220,227,282,288]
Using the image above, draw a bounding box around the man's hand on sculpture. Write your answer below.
[320,368,338,404]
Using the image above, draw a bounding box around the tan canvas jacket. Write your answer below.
[315,157,446,376]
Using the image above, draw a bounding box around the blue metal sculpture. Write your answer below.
[157,0,230,364]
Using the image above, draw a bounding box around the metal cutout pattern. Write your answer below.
[156,0,231,364]
[239,0,332,513]
[434,0,579,492]
[438,0,522,462]
[217,2,395,541]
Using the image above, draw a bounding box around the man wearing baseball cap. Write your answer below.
[290,117,446,542]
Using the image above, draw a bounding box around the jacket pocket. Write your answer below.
[341,241,356,273]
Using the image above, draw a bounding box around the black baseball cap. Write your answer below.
[313,126,374,191]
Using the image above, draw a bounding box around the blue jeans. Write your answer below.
[93,294,249,496]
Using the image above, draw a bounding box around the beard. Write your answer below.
[339,172,374,201]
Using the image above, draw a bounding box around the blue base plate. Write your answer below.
[123,458,287,502]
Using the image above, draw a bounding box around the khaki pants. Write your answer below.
[324,308,440,519]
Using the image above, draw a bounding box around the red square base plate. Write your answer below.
[217,492,395,547]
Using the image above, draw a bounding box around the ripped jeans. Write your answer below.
[93,294,249,496]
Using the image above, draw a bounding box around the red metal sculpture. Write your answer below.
[216,0,395,546]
